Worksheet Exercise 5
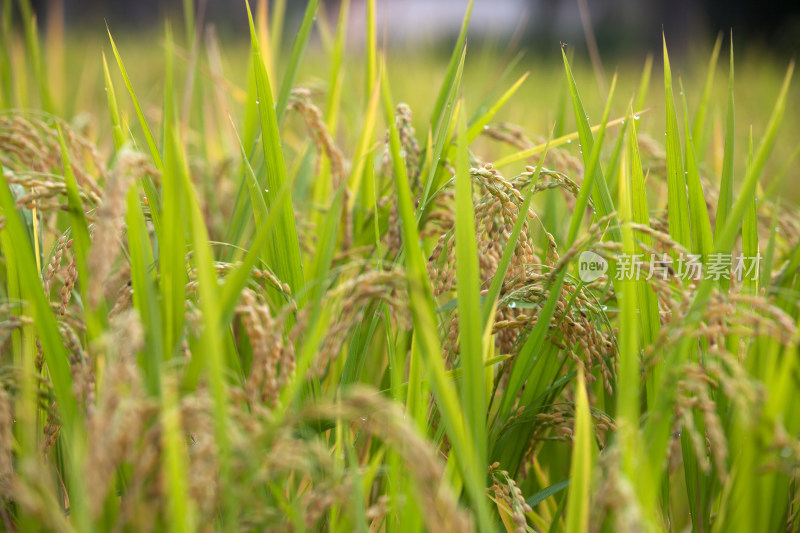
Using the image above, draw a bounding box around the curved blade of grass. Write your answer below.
[760,198,779,291]
[268,0,286,74]
[492,113,634,170]
[160,377,195,533]
[430,0,472,136]
[381,64,492,532]
[561,48,620,241]
[692,33,723,157]
[663,35,691,248]
[101,51,126,150]
[455,103,486,468]
[465,71,529,143]
[0,161,78,431]
[215,162,298,332]
[0,0,13,107]
[681,79,714,263]
[742,128,759,297]
[563,62,619,243]
[274,0,319,124]
[634,53,654,112]
[125,182,162,394]
[715,38,735,292]
[307,183,345,305]
[626,106,661,397]
[160,28,188,359]
[246,1,305,305]
[106,26,164,170]
[617,136,662,527]
[236,126,269,227]
[712,62,793,255]
[564,367,594,533]
[417,44,466,219]
[324,0,349,134]
[364,0,377,96]
[18,0,54,113]
[526,479,571,509]
[347,71,382,209]
[106,27,164,237]
[616,137,640,426]
[604,110,630,194]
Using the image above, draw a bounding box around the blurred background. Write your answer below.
[3,0,798,205]
[12,0,800,57]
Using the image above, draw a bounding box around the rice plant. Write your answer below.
[0,0,799,531]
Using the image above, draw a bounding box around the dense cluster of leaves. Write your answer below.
[0,0,799,531]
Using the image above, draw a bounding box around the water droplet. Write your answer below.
[567,139,572,144]
[684,171,688,175]
[483,125,489,130]
[255,99,260,104]
[601,305,608,311]
[621,119,626,124]
[104,87,108,92]
[399,149,406,158]
[264,188,269,193]
[680,91,684,95]
[509,301,517,308]
[633,114,640,120]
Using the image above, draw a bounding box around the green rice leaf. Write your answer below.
[429,0,473,136]
[492,114,632,170]
[466,71,529,143]
[274,0,319,124]
[455,103,486,468]
[101,51,127,150]
[663,35,691,248]
[106,26,164,170]
[634,53,654,112]
[691,33,723,157]
[418,44,466,218]
[715,38,735,292]
[564,368,594,533]
[105,29,163,236]
[381,64,493,532]
[681,80,714,263]
[713,62,793,255]
[246,1,306,305]
[0,162,78,430]
[159,28,188,359]
[561,48,620,242]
